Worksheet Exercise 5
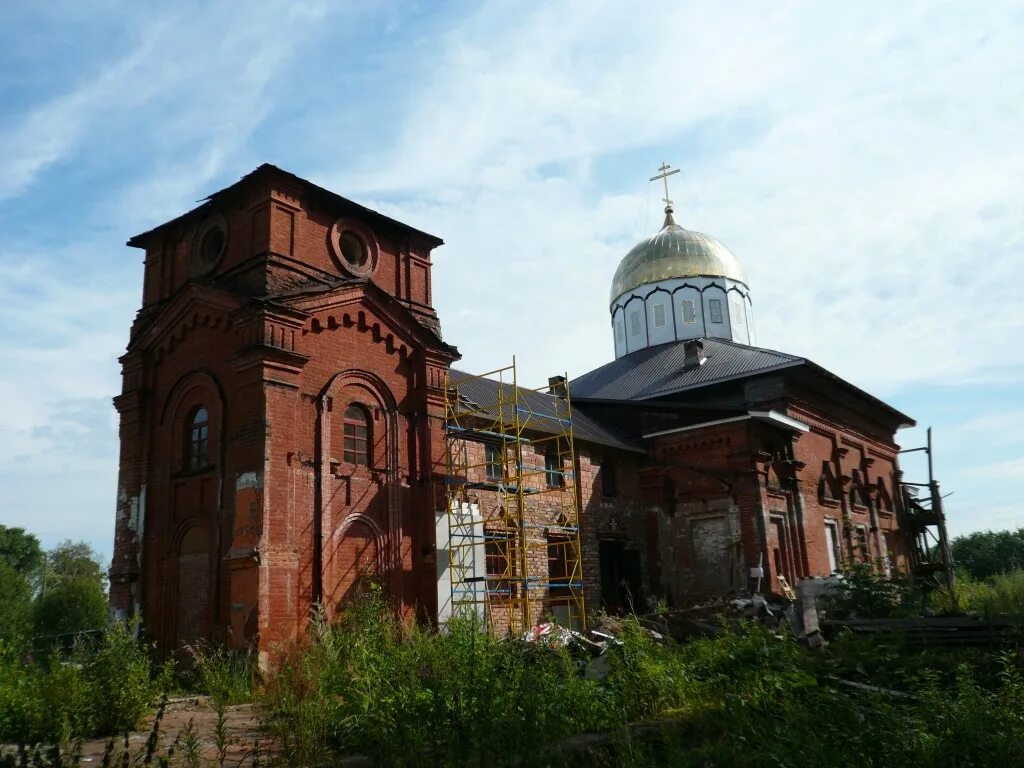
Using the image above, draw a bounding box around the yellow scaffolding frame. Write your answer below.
[441,358,586,635]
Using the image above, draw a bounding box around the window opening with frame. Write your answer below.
[601,460,617,497]
[824,520,841,573]
[485,443,503,481]
[709,298,723,324]
[545,450,564,488]
[653,303,666,328]
[681,298,697,324]
[343,404,371,466]
[731,298,744,327]
[186,407,209,470]
[855,524,870,563]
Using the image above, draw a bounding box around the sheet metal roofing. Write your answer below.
[449,370,643,453]
[570,338,805,401]
[569,338,914,426]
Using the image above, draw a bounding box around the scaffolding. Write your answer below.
[898,427,955,593]
[438,359,586,635]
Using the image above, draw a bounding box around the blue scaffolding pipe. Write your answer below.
[444,425,526,442]
[514,407,572,426]
[444,478,544,494]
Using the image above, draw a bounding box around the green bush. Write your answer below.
[263,596,616,767]
[85,620,166,734]
[0,620,164,743]
[825,561,918,618]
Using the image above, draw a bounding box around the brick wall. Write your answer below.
[111,166,454,660]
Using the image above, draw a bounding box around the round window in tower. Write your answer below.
[200,227,226,266]
[329,218,379,278]
[339,232,367,268]
[190,214,228,277]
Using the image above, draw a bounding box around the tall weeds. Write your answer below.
[932,569,1024,617]
[261,596,620,767]
[0,620,164,743]
[260,594,1024,767]
[184,643,254,708]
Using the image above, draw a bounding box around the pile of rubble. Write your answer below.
[518,575,849,677]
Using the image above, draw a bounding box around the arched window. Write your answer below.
[185,407,209,470]
[818,474,836,502]
[850,470,868,507]
[343,404,371,466]
[876,478,893,512]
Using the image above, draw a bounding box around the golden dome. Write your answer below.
[610,208,746,304]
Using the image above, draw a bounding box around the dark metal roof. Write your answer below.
[127,163,444,248]
[569,338,915,427]
[450,370,644,454]
[570,338,803,401]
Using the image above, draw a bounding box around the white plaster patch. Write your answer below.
[236,471,263,490]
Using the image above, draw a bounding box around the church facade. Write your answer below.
[109,164,913,659]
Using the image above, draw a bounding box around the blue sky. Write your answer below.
[1,1,1022,560]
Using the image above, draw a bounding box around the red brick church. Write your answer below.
[109,164,915,659]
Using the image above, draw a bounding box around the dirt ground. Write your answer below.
[9,698,268,768]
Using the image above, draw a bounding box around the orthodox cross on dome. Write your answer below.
[650,161,680,211]
[650,161,680,227]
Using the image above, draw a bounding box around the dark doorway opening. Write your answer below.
[599,539,643,614]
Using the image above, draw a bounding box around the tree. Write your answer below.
[951,528,1024,579]
[44,540,106,588]
[33,577,108,639]
[0,525,43,578]
[32,540,109,639]
[0,559,33,646]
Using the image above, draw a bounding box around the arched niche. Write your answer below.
[328,514,384,610]
[175,525,210,647]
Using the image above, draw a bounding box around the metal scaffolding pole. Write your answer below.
[439,359,586,634]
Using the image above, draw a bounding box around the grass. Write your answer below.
[183,643,254,708]
[5,586,1024,767]
[932,569,1024,618]
[259,593,1024,768]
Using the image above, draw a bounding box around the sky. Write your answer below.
[0,1,1022,560]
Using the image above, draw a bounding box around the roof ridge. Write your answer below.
[128,163,444,248]
[704,336,804,362]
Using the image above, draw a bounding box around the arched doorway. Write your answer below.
[175,526,210,646]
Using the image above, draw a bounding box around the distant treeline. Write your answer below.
[952,527,1024,579]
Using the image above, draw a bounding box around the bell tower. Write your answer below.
[109,165,459,660]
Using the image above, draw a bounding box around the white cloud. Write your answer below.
[0,252,133,463]
[0,3,329,209]
[336,0,1024,393]
[948,499,1024,538]
[951,410,1024,445]
[965,457,1024,482]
